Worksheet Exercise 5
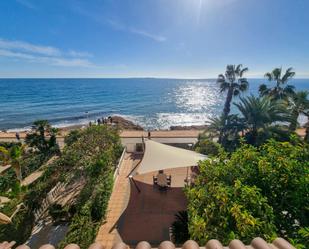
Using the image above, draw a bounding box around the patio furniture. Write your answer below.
[153,175,158,185]
[157,173,168,187]
[153,171,172,190]
[167,175,171,187]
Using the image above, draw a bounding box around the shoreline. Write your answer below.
[0,114,211,137]
[0,125,307,140]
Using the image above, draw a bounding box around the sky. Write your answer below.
[0,0,308,78]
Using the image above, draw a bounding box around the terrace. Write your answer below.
[96,140,206,248]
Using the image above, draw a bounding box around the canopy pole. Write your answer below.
[129,175,141,193]
[186,166,189,185]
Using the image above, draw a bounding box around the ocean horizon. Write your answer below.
[0,78,308,131]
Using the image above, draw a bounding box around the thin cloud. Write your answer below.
[16,0,37,10]
[68,50,93,58]
[0,38,94,68]
[45,57,93,67]
[0,38,60,56]
[71,4,167,43]
[0,49,36,60]
[106,19,126,31]
[129,28,166,42]
[107,19,167,42]
[106,18,167,42]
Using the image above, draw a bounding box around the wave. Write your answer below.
[6,112,308,133]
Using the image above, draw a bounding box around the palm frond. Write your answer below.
[239,79,249,91]
[219,82,230,93]
[233,89,240,96]
[259,84,269,96]
[281,67,295,84]
[240,67,248,77]
[283,85,295,95]
[264,72,272,81]
[273,67,282,81]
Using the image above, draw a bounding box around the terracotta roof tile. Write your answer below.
[0,238,295,249]
[63,244,80,249]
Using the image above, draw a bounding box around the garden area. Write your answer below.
[0,122,122,249]
[184,65,309,249]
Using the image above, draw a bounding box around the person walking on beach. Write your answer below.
[15,132,20,141]
[148,130,151,139]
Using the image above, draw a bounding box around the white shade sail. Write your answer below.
[130,139,207,176]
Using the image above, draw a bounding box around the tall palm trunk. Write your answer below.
[219,87,233,143]
[223,87,233,120]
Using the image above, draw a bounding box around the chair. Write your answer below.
[167,175,172,187]
[153,176,158,185]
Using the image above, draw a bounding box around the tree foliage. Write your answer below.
[0,144,24,182]
[217,64,249,119]
[0,125,122,247]
[64,129,82,146]
[58,125,122,249]
[195,133,222,156]
[206,114,245,151]
[25,120,59,154]
[234,95,292,145]
[186,138,309,246]
[288,91,309,131]
[217,64,248,144]
[259,67,295,100]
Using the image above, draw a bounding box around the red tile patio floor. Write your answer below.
[96,153,188,248]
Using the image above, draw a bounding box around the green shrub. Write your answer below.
[186,138,309,245]
[64,130,82,146]
[0,169,16,194]
[58,126,121,249]
[0,125,122,247]
[195,138,221,156]
[49,204,69,222]
[0,209,34,244]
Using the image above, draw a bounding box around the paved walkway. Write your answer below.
[21,170,44,186]
[95,153,140,249]
[21,156,58,186]
[0,165,11,174]
[120,130,202,138]
[0,196,10,204]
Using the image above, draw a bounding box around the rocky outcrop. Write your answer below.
[110,116,144,130]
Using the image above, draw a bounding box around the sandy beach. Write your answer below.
[0,125,306,140]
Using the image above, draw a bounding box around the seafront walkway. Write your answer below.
[0,130,204,150]
[95,152,140,249]
[120,130,202,138]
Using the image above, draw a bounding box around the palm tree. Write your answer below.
[259,67,295,100]
[288,91,309,131]
[207,114,245,151]
[234,95,291,145]
[217,64,249,121]
[25,120,59,154]
[0,145,23,182]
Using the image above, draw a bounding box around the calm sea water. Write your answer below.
[0,78,308,131]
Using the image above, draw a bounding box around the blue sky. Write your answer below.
[0,0,308,78]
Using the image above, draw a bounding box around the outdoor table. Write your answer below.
[157,173,168,187]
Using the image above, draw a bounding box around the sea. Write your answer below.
[0,78,308,131]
